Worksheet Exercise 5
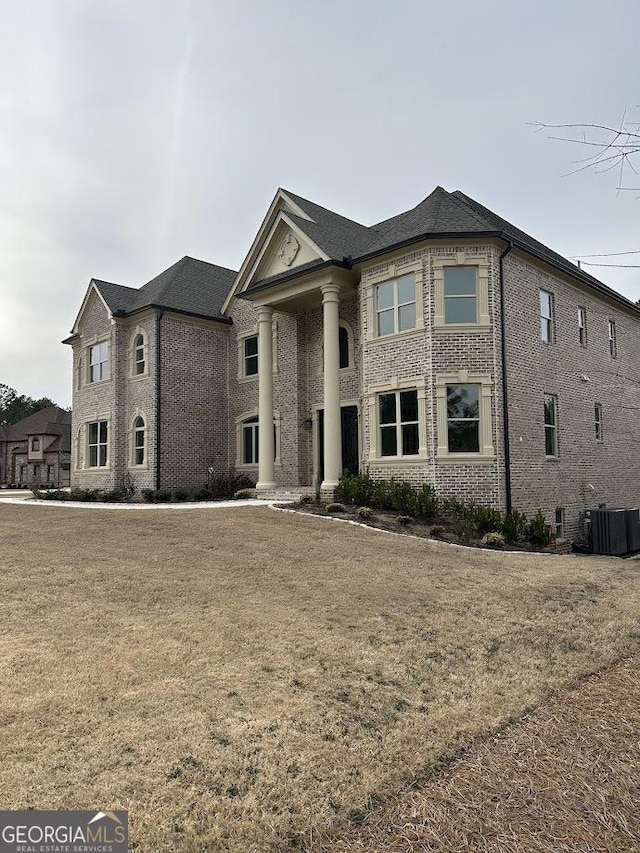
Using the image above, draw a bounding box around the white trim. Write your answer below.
[71,281,113,335]
[366,376,427,462]
[127,409,149,469]
[235,408,282,469]
[363,260,424,343]
[128,327,149,379]
[435,371,495,460]
[433,252,490,331]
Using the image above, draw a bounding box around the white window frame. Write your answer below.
[87,419,109,468]
[378,389,420,459]
[366,377,427,462]
[374,274,417,338]
[237,324,278,382]
[47,464,55,482]
[595,402,603,442]
[235,409,281,469]
[555,507,565,540]
[88,340,110,383]
[129,328,148,378]
[578,307,587,347]
[31,438,39,451]
[608,320,617,357]
[434,252,490,332]
[436,371,494,460]
[544,394,558,458]
[364,259,424,343]
[318,319,356,375]
[540,290,553,343]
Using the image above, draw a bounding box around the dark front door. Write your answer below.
[318,405,359,481]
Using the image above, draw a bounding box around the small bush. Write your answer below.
[234,488,256,500]
[356,506,373,520]
[482,531,506,549]
[503,510,529,544]
[472,505,503,536]
[141,489,155,503]
[191,487,212,501]
[415,484,438,521]
[429,525,445,538]
[335,472,376,506]
[326,502,346,513]
[450,516,478,543]
[69,488,101,502]
[101,488,126,503]
[372,479,394,511]
[172,489,190,502]
[209,473,256,499]
[397,515,413,526]
[155,489,172,503]
[299,494,314,504]
[441,495,469,519]
[527,509,553,547]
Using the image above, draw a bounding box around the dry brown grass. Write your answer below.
[1,504,639,852]
[320,656,640,852]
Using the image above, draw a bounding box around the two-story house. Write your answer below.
[0,406,71,487]
[64,186,640,540]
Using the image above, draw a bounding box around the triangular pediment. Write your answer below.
[71,282,111,335]
[222,190,328,313]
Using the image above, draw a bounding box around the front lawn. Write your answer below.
[1,504,639,851]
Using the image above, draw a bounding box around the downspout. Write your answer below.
[155,309,164,491]
[499,241,513,514]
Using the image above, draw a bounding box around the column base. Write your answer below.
[320,482,339,501]
[256,481,277,492]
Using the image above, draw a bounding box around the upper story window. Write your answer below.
[608,320,617,357]
[544,394,558,457]
[134,334,145,375]
[577,307,587,347]
[540,290,554,343]
[243,335,259,377]
[88,420,108,467]
[89,341,109,382]
[375,274,416,337]
[378,389,419,457]
[446,384,480,453]
[595,403,603,442]
[31,438,40,451]
[443,267,478,324]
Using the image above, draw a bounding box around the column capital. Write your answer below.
[320,283,341,302]
[256,305,274,322]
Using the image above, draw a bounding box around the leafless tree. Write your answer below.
[531,109,640,193]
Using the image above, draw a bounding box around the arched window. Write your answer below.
[134,334,145,375]
[133,416,145,465]
[31,438,40,451]
[242,416,259,465]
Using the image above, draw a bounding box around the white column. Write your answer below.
[256,306,275,490]
[321,283,342,490]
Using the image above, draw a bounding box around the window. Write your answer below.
[47,464,55,482]
[446,384,480,453]
[544,394,558,457]
[540,290,553,343]
[339,326,350,369]
[133,417,145,465]
[134,334,145,375]
[578,307,587,346]
[555,508,565,540]
[32,464,40,481]
[31,438,39,451]
[375,274,416,337]
[19,465,26,483]
[378,390,419,457]
[608,320,617,357]
[444,267,478,324]
[242,416,259,464]
[595,403,603,442]
[89,341,109,382]
[88,420,108,467]
[243,335,258,376]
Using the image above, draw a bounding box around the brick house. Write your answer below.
[0,406,71,488]
[64,187,640,540]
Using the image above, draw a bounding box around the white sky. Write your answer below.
[1,0,639,408]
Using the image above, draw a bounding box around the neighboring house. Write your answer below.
[0,406,71,488]
[64,187,640,540]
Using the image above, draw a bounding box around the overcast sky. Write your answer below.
[1,0,639,408]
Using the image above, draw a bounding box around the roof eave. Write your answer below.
[238,259,350,299]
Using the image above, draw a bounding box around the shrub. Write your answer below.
[234,488,256,500]
[208,473,256,499]
[69,488,101,502]
[397,515,413,526]
[172,489,190,502]
[191,487,212,501]
[326,502,346,513]
[356,506,373,520]
[503,510,529,544]
[450,516,478,543]
[335,472,376,506]
[441,495,469,519]
[527,509,553,548]
[299,493,314,504]
[389,480,417,515]
[472,505,503,536]
[372,479,394,511]
[429,525,445,538]
[415,484,438,521]
[155,490,172,503]
[101,488,127,503]
[141,489,155,503]
[482,531,506,549]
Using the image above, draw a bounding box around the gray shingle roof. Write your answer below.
[0,406,71,442]
[94,256,237,322]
